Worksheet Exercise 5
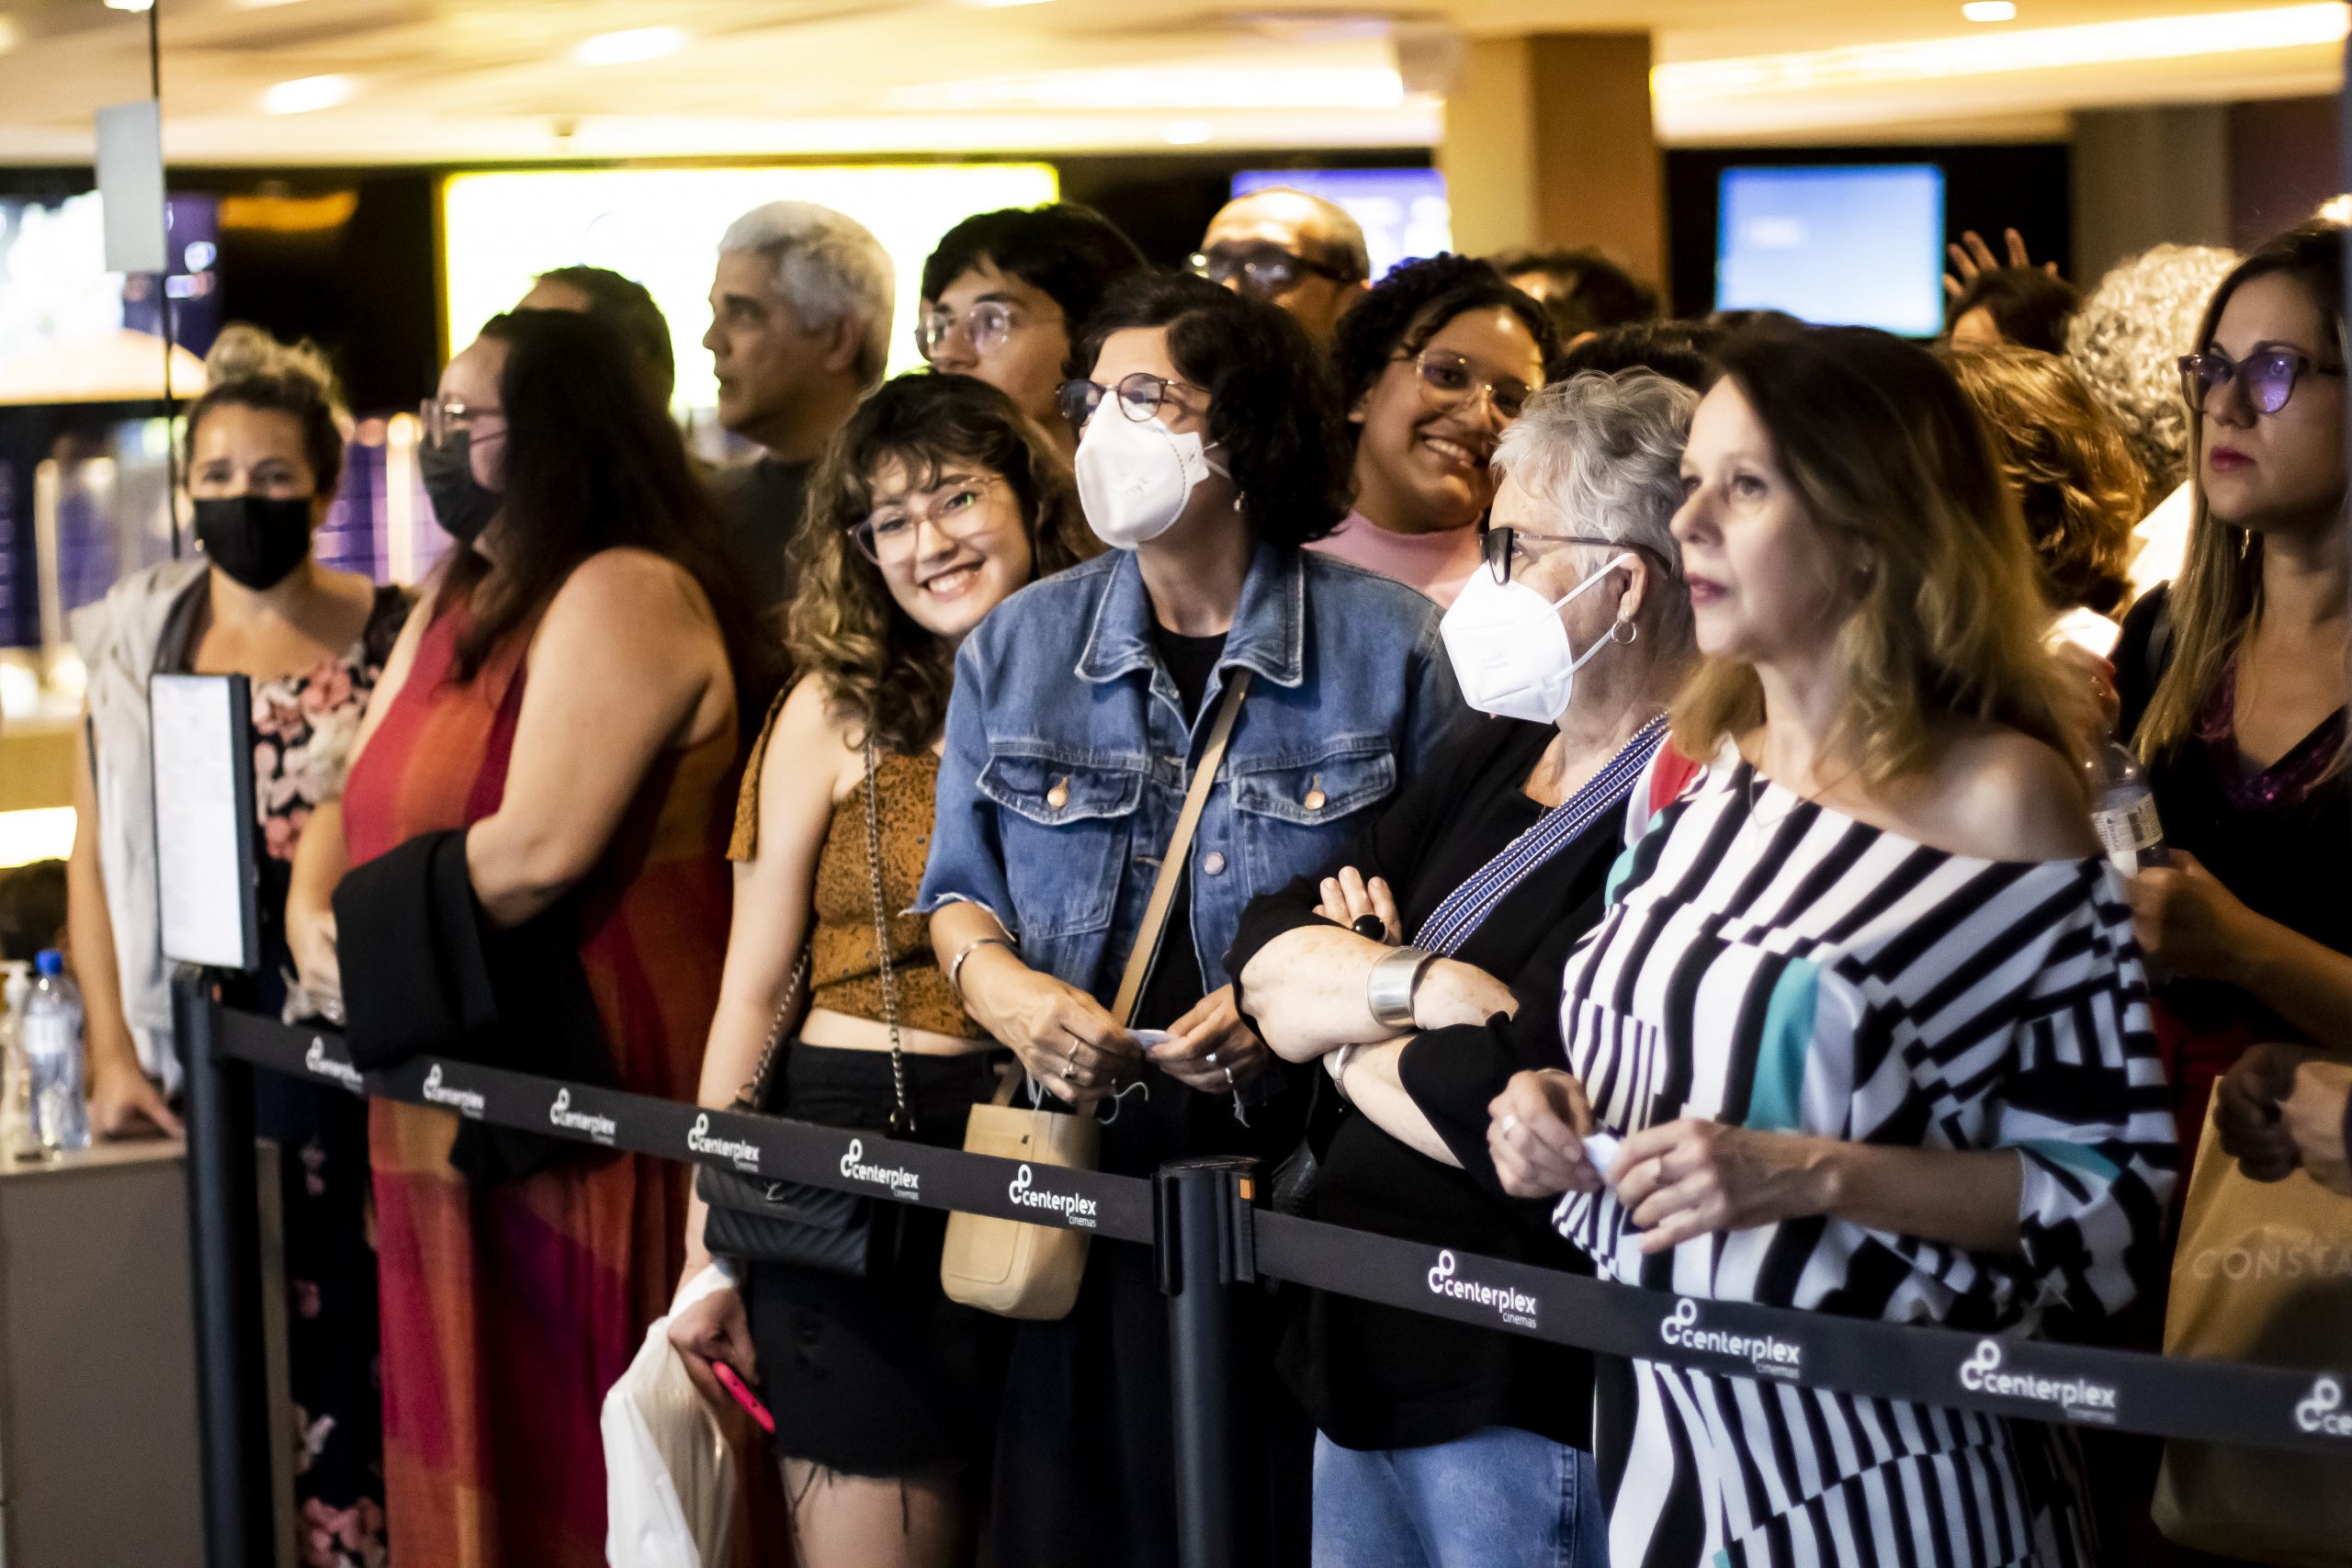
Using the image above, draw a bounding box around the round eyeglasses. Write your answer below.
[1479,526,1676,587]
[917,300,1019,363]
[848,473,1003,565]
[1187,243,1358,300]
[1056,372,1210,432]
[2179,348,2346,416]
[1400,348,1533,423]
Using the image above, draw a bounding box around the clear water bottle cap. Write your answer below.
[33,951,62,978]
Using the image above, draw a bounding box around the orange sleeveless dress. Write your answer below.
[343,593,738,1568]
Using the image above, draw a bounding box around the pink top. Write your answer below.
[1306,511,1480,608]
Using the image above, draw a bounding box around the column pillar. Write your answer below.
[1438,32,1665,288]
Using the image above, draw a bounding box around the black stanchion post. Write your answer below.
[1155,1154,1258,1568]
[176,972,273,1568]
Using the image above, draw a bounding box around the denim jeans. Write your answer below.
[1311,1427,1604,1568]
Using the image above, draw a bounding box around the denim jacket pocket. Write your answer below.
[978,752,1145,942]
[1229,739,1396,888]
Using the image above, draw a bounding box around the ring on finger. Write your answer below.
[1499,1112,1520,1134]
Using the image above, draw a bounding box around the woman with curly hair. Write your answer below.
[666,371,1091,1568]
[920,272,1464,1567]
[1941,341,2146,655]
[1316,254,1558,606]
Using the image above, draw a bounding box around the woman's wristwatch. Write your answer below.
[1365,946,1438,1032]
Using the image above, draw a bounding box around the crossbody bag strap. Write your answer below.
[1110,668,1251,1028]
[741,946,812,1112]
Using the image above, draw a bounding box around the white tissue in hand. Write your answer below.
[1580,1131,1623,1188]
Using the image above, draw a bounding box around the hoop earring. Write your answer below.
[1611,616,1639,646]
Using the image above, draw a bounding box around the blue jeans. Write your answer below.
[1311,1427,1605,1568]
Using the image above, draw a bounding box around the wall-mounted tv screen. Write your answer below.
[1714,164,1946,336]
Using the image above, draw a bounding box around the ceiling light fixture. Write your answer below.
[262,74,355,115]
[101,0,154,12]
[960,0,1057,7]
[1162,119,1213,144]
[886,66,1405,112]
[574,26,687,66]
[1962,2,2018,19]
[1657,2,2349,97]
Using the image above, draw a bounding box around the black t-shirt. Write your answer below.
[1136,626,1227,1032]
[2114,586,2352,1042]
[1226,716,1630,1452]
[709,456,810,621]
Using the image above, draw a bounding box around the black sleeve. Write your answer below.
[1394,893,1602,1195]
[1224,717,1516,983]
[2112,584,2173,747]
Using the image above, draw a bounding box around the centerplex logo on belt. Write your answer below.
[2298,1376,2352,1438]
[1009,1163,1097,1227]
[841,1138,921,1201]
[421,1064,485,1118]
[1659,1298,1804,1381]
[1427,1249,1540,1330]
[548,1088,617,1145]
[303,1037,364,1092]
[1959,1339,2119,1423]
[687,1112,762,1172]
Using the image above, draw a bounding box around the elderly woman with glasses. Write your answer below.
[1229,369,1700,1568]
[920,272,1462,1568]
[1309,253,1559,608]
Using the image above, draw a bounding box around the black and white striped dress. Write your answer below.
[1554,761,2175,1568]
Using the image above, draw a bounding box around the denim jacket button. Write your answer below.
[1202,851,1227,876]
[1046,777,1070,811]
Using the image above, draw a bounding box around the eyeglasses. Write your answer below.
[849,473,1004,564]
[419,396,503,448]
[1056,373,1209,432]
[1400,348,1534,423]
[2179,348,2346,415]
[1479,526,1675,587]
[917,300,1021,362]
[1187,243,1358,299]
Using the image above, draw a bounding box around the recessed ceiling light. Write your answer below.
[574,27,687,66]
[961,0,1057,7]
[1162,119,1213,144]
[262,74,355,116]
[102,0,154,11]
[1962,2,2018,20]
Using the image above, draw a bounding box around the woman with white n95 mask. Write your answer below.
[922,272,1464,1568]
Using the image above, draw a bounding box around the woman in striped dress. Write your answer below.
[1487,326,2177,1568]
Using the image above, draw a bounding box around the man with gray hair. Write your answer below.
[1192,186,1370,348]
[704,199,895,614]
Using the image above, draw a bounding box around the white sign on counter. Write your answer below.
[150,674,258,972]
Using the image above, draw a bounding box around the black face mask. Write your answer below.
[192,495,316,591]
[418,431,503,546]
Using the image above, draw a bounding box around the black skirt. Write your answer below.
[743,1043,1012,1477]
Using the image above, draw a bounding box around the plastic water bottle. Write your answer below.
[2088,741,2169,878]
[22,952,90,1154]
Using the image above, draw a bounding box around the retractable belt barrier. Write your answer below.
[213,1005,2352,1461]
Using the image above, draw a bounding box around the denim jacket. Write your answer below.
[916,542,1464,1006]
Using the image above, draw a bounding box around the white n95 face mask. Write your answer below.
[1440,554,1634,724]
[1075,410,1229,550]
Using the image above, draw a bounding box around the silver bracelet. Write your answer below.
[1365,946,1437,1032]
[946,936,1014,998]
[1325,1043,1360,1103]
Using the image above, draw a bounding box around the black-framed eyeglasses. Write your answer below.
[847,472,1003,565]
[1479,526,1676,587]
[1056,372,1209,432]
[1187,243,1358,299]
[917,300,1020,362]
[1401,348,1533,423]
[2179,347,2346,415]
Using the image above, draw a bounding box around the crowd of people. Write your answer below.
[61,177,2351,1568]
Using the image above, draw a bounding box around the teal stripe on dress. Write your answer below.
[1744,957,1820,1132]
[1604,841,1644,904]
[2014,1137,2121,1182]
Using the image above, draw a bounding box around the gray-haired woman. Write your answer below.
[1227,368,1700,1568]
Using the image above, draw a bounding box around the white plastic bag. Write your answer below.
[604,1267,741,1568]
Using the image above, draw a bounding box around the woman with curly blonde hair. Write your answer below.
[668,371,1091,1568]
[1942,340,2146,654]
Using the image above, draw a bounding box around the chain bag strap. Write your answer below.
[699,734,894,1275]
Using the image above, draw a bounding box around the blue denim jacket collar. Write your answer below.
[1074,542,1306,692]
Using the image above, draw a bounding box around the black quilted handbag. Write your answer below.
[695,737,911,1278]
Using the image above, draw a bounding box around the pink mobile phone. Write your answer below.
[711,1361,775,1435]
